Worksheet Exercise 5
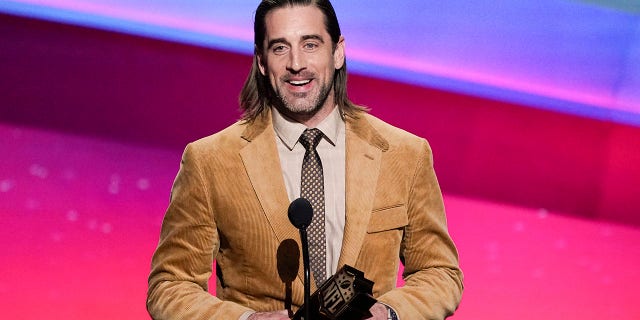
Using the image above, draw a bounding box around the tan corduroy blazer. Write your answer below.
[147,109,463,320]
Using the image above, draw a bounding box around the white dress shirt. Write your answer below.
[272,106,346,278]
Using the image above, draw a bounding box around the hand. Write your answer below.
[367,302,390,319]
[247,310,290,320]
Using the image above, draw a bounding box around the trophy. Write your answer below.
[292,265,377,320]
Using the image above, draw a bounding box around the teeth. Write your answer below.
[289,80,311,86]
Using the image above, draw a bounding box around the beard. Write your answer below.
[270,73,334,117]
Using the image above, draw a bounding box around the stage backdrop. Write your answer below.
[1,1,639,319]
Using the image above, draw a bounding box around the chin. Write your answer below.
[282,100,322,115]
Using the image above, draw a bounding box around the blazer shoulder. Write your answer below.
[360,113,430,152]
[185,120,249,157]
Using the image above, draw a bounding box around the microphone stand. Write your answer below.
[287,198,314,320]
[300,227,311,320]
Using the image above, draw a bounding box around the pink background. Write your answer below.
[1,9,640,320]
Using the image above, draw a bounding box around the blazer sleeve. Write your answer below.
[147,143,252,320]
[377,140,464,319]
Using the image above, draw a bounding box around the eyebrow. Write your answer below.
[267,34,325,49]
[301,34,325,43]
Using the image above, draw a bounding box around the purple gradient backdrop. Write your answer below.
[1,2,640,319]
[1,0,639,124]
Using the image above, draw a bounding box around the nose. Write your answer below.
[286,47,305,73]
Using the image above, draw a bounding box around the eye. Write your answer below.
[272,45,288,55]
[303,42,319,51]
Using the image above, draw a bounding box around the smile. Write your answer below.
[287,79,312,86]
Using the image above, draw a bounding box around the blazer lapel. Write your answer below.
[239,112,299,250]
[239,111,312,291]
[338,114,389,268]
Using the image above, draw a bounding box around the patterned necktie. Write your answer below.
[299,128,327,286]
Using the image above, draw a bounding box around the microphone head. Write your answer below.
[288,198,313,229]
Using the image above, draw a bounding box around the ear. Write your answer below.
[333,36,345,70]
[256,47,266,76]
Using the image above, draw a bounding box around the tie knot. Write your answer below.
[299,128,323,150]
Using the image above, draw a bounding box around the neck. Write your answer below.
[276,103,337,128]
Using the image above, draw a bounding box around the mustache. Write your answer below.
[281,71,316,81]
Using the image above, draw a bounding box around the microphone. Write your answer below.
[288,197,313,229]
[288,198,313,320]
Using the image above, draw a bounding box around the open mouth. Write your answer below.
[287,79,312,86]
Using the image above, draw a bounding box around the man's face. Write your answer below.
[258,5,345,118]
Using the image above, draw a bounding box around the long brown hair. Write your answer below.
[239,0,366,122]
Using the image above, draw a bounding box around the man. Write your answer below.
[147,1,463,319]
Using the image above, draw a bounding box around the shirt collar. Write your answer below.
[272,106,343,151]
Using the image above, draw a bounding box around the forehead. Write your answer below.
[263,5,328,41]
